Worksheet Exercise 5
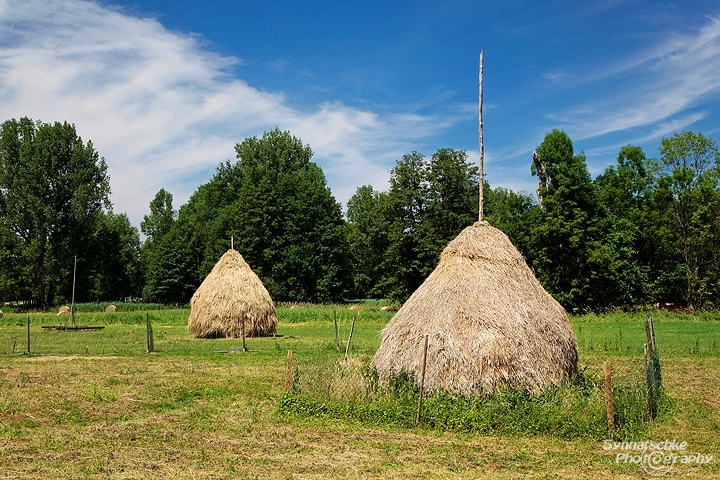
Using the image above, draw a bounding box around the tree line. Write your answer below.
[1,117,718,312]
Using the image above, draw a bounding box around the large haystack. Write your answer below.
[372,221,578,395]
[188,249,277,338]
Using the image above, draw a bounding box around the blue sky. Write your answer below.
[2,0,720,228]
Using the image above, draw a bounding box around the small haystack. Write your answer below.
[188,249,277,338]
[57,306,71,316]
[372,221,578,396]
[105,304,117,313]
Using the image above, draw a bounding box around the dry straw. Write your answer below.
[372,221,578,396]
[188,249,278,338]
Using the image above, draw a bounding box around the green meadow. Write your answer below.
[1,306,718,478]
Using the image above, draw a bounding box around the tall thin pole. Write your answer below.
[241,310,247,352]
[343,310,357,362]
[333,307,339,351]
[285,350,293,393]
[415,334,429,424]
[71,255,77,327]
[478,50,485,222]
[604,361,616,431]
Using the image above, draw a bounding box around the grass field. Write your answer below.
[1,306,718,479]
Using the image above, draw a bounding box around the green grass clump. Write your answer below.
[278,363,659,440]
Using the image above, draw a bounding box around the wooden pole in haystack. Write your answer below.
[478,50,485,222]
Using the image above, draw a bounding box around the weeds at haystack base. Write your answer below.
[279,361,667,440]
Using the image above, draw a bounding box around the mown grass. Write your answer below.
[0,306,718,479]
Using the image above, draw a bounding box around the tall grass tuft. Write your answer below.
[279,359,659,440]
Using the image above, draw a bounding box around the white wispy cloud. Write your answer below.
[545,16,720,143]
[0,0,456,227]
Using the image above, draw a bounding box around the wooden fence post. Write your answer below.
[644,316,661,420]
[644,317,654,358]
[284,350,293,393]
[604,361,615,431]
[416,335,429,424]
[334,307,339,351]
[145,312,154,353]
[343,311,357,362]
[241,310,247,352]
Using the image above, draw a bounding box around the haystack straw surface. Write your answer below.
[188,249,277,338]
[372,221,578,396]
[105,304,117,313]
[57,306,70,316]
[0,310,3,318]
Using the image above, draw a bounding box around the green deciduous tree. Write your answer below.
[141,188,203,304]
[142,221,197,305]
[347,149,478,302]
[530,129,598,311]
[0,117,110,307]
[173,129,351,303]
[346,185,392,298]
[592,145,654,308]
[652,131,720,309]
[85,211,142,301]
[0,223,21,303]
[423,148,479,258]
[141,188,176,242]
[140,188,178,302]
[231,129,350,302]
[380,151,431,301]
[484,185,538,260]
